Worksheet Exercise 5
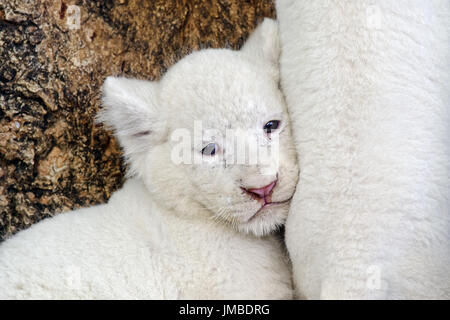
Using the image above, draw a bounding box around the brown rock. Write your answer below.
[0,0,275,240]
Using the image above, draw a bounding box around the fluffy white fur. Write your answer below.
[0,19,299,299]
[277,0,450,299]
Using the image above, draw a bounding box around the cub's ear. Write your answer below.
[241,18,280,71]
[97,76,167,169]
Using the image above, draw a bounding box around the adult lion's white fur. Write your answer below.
[0,19,299,299]
[277,0,450,299]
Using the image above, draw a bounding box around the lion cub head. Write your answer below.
[99,19,299,236]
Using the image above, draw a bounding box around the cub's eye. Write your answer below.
[263,120,281,134]
[202,143,218,156]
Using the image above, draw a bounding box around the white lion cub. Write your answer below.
[0,19,299,299]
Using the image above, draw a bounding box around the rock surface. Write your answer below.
[0,0,275,240]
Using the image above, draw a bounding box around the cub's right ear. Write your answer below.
[241,18,280,75]
[98,76,167,168]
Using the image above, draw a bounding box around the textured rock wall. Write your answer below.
[0,0,275,240]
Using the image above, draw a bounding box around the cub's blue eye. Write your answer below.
[264,120,280,134]
[202,143,218,156]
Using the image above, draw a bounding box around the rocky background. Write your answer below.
[0,0,275,240]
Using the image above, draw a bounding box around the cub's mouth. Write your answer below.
[247,197,292,222]
[240,180,293,222]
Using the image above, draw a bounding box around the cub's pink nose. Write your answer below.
[246,180,277,199]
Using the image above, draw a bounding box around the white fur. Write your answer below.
[0,19,298,299]
[277,0,450,299]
